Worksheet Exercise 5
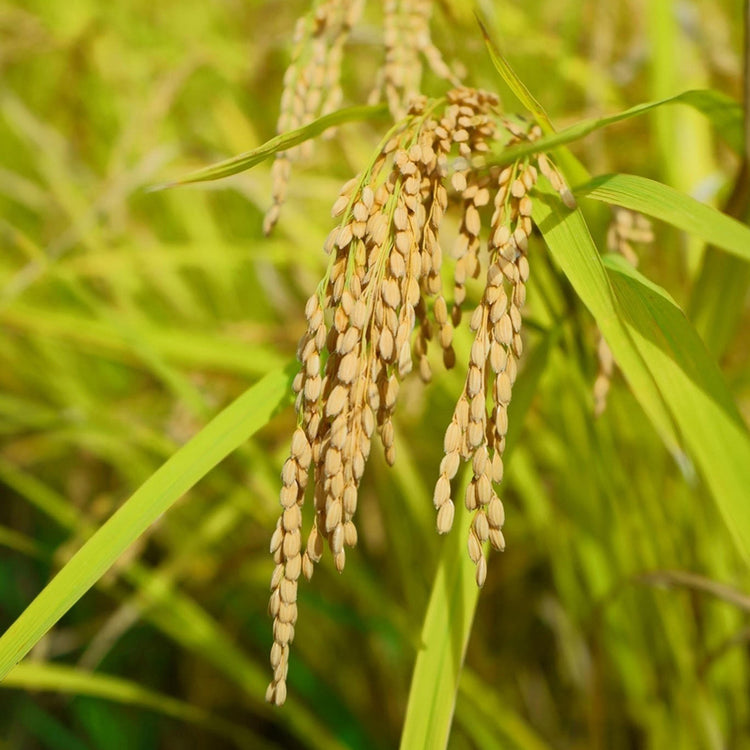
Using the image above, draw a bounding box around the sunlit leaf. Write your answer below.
[489,90,742,167]
[576,173,750,263]
[476,14,554,134]
[151,104,388,189]
[0,365,294,680]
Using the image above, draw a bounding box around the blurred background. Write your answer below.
[1,0,749,748]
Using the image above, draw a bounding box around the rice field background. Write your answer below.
[1,1,750,748]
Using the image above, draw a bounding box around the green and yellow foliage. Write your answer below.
[1,1,749,748]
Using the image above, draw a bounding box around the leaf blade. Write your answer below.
[576,173,750,263]
[532,193,681,452]
[151,104,388,189]
[476,14,554,134]
[604,254,750,559]
[489,90,743,167]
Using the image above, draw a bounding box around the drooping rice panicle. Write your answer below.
[266,87,575,705]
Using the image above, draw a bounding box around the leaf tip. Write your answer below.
[143,181,175,193]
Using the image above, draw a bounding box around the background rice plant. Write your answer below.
[1,1,749,748]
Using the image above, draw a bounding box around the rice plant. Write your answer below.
[1,1,750,748]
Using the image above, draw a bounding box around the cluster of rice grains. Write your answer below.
[265,87,574,705]
[264,0,458,234]
[264,0,364,234]
[376,0,459,117]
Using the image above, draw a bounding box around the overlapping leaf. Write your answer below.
[152,104,388,189]
[576,173,750,263]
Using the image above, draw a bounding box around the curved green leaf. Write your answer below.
[151,104,388,189]
[532,193,680,452]
[0,460,346,750]
[0,365,294,680]
[604,254,750,558]
[576,173,750,263]
[490,90,742,167]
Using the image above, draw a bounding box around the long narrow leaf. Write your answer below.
[476,17,590,185]
[576,173,750,263]
[0,365,294,680]
[0,462,346,750]
[532,193,680,452]
[476,15,554,134]
[604,254,750,559]
[490,90,742,168]
[151,104,388,189]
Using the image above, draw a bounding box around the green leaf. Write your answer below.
[532,192,680,452]
[151,104,388,189]
[476,14,554,134]
[533,191,750,562]
[675,89,745,154]
[575,173,750,264]
[475,15,589,185]
[477,15,742,158]
[604,254,750,559]
[2,663,263,749]
[398,481,477,750]
[489,90,743,167]
[0,461,346,750]
[0,365,294,680]
[399,331,556,750]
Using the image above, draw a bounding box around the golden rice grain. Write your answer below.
[436,499,455,533]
